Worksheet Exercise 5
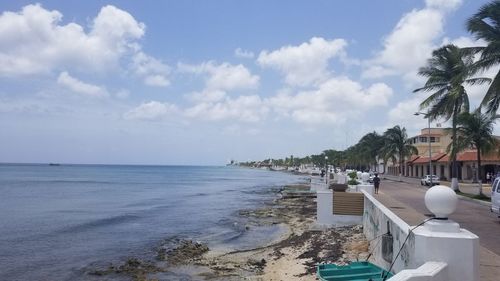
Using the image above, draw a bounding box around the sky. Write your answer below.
[0,0,495,165]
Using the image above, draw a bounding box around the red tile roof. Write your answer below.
[412,153,447,164]
[437,154,450,163]
[434,150,500,162]
[456,150,500,162]
[413,156,430,164]
[432,153,447,161]
[406,155,420,164]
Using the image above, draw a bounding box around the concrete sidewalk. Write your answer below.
[373,183,500,281]
[382,174,492,198]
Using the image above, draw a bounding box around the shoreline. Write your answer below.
[195,183,369,280]
[86,181,369,280]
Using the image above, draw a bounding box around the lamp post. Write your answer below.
[415,111,432,186]
[325,155,329,184]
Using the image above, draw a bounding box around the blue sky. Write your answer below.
[0,0,494,165]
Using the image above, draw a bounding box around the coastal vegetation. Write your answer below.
[413,44,488,190]
[381,126,418,181]
[467,0,500,115]
[239,127,417,172]
[454,110,497,195]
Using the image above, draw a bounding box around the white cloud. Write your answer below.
[125,76,393,125]
[267,77,393,124]
[234,48,254,59]
[175,61,262,123]
[385,91,456,136]
[178,61,259,91]
[442,36,485,48]
[131,52,170,87]
[425,0,462,11]
[386,95,428,133]
[184,95,268,122]
[57,72,108,97]
[144,75,170,87]
[115,89,130,99]
[0,4,170,87]
[222,125,260,136]
[90,5,145,41]
[257,37,347,86]
[186,90,227,103]
[124,101,179,120]
[362,1,462,85]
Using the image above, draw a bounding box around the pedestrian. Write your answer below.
[486,172,491,184]
[373,173,380,194]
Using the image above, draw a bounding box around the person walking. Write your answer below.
[373,173,380,194]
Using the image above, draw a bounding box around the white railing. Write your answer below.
[362,190,479,281]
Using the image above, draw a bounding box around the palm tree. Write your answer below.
[413,44,489,191]
[466,1,500,114]
[357,132,386,172]
[381,125,418,181]
[454,110,497,195]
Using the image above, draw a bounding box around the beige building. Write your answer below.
[386,128,500,181]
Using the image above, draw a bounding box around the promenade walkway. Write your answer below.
[373,176,500,281]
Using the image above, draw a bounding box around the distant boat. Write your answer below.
[49,163,61,166]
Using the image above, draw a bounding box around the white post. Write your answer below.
[316,190,334,225]
[411,185,479,281]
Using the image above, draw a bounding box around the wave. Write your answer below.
[57,213,142,234]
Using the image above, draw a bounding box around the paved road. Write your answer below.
[378,178,500,256]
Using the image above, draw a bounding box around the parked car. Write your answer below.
[420,175,440,186]
[491,177,500,217]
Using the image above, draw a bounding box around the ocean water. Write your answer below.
[0,164,303,280]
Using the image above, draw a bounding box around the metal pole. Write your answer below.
[428,114,432,186]
[325,156,328,184]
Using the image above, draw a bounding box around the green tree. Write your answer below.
[413,44,489,190]
[454,110,497,195]
[381,125,418,181]
[467,1,500,114]
[357,131,386,172]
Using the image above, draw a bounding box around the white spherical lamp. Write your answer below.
[424,185,458,219]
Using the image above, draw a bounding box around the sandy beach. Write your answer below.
[165,183,370,281]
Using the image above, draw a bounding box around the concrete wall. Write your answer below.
[363,191,479,281]
[363,191,415,273]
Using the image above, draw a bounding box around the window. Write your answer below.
[430,137,439,143]
[419,136,427,143]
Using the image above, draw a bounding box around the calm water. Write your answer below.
[0,164,303,280]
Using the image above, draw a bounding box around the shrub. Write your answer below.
[347,179,359,185]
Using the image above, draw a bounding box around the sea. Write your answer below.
[0,164,304,280]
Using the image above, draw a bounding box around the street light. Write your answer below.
[325,155,329,184]
[414,111,433,186]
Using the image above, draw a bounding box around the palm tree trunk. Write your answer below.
[451,105,460,192]
[477,148,483,196]
[399,153,403,182]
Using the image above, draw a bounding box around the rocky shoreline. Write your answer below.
[86,183,369,280]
